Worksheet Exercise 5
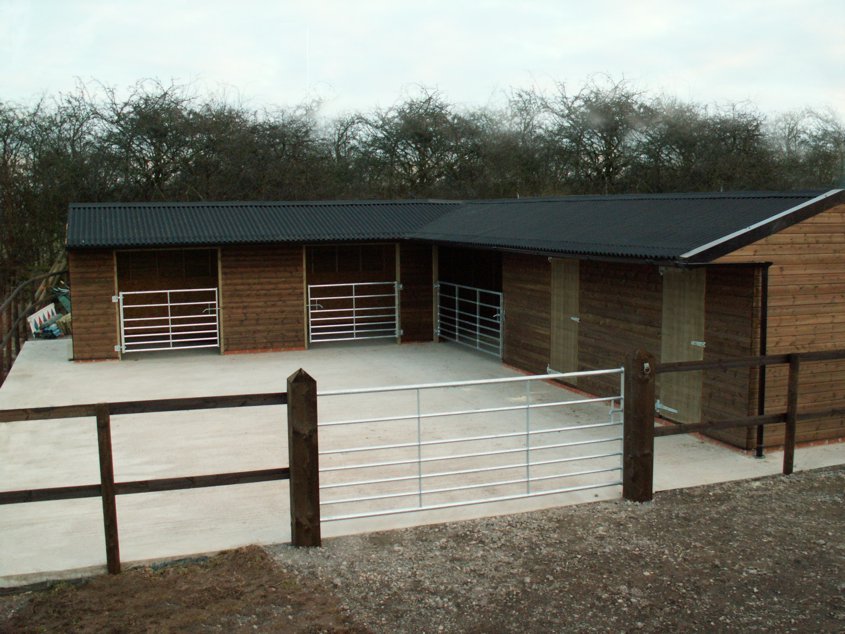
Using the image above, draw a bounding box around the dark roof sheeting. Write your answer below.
[67,200,458,249]
[67,190,844,263]
[409,191,840,260]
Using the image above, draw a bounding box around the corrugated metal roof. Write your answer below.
[409,191,842,261]
[66,190,844,262]
[67,200,459,249]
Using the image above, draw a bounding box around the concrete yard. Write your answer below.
[1,339,843,587]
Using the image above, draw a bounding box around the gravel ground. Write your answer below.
[271,466,845,633]
[2,466,843,633]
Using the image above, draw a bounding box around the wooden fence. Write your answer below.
[1,269,69,387]
[622,348,845,503]
[0,369,320,575]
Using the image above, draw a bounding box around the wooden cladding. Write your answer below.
[715,202,845,445]
[220,245,305,352]
[399,243,435,342]
[578,262,663,397]
[550,259,579,380]
[68,250,119,360]
[502,253,550,374]
[116,249,217,293]
[659,268,706,423]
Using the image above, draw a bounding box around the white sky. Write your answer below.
[2,0,844,118]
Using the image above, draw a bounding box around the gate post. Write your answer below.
[287,369,321,547]
[623,349,656,503]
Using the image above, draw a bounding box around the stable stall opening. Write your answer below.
[115,249,220,353]
[306,244,400,344]
[436,247,503,357]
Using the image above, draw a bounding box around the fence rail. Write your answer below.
[0,371,321,575]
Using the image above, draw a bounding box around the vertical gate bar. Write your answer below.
[165,290,173,348]
[213,288,219,347]
[476,288,480,351]
[525,380,531,493]
[306,285,313,344]
[96,403,121,574]
[417,388,423,507]
[395,281,401,340]
[117,293,125,354]
[783,354,800,475]
[352,284,357,339]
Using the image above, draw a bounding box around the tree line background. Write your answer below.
[1,77,844,295]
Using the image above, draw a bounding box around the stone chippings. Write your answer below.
[270,466,845,633]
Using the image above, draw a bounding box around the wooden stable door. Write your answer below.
[550,259,580,382]
[659,268,706,423]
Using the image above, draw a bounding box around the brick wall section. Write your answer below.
[68,249,119,360]
[220,245,305,352]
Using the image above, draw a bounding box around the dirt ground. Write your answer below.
[1,465,843,633]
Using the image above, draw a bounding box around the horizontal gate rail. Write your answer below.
[308,281,399,343]
[117,288,219,353]
[436,281,503,357]
[317,367,624,522]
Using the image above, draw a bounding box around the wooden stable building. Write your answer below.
[66,190,845,449]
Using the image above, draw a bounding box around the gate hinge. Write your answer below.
[570,315,580,323]
[112,295,120,303]
[396,283,404,291]
[114,344,123,352]
[690,340,706,348]
[655,399,679,414]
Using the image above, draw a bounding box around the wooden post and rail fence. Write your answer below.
[0,370,321,575]
[1,347,842,575]
[622,347,845,503]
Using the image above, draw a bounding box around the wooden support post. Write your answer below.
[287,369,321,547]
[96,403,121,574]
[623,349,656,503]
[783,354,800,475]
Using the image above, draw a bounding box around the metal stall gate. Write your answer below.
[116,288,219,353]
[436,281,503,357]
[308,281,401,344]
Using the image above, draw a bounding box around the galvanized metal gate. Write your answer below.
[115,288,219,353]
[307,281,401,344]
[317,367,625,523]
[436,281,503,357]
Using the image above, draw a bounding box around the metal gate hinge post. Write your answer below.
[112,295,119,303]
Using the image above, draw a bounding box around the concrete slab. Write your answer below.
[1,339,843,586]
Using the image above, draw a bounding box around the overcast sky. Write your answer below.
[2,0,843,118]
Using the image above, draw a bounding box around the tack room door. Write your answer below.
[659,268,706,423]
[550,259,580,383]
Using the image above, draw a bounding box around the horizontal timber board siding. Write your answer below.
[716,202,845,444]
[69,250,119,360]
[220,245,305,352]
[399,243,434,342]
[578,262,662,397]
[700,266,760,448]
[502,253,550,374]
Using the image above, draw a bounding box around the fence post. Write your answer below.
[783,354,800,475]
[287,369,321,547]
[96,403,121,574]
[623,349,656,503]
